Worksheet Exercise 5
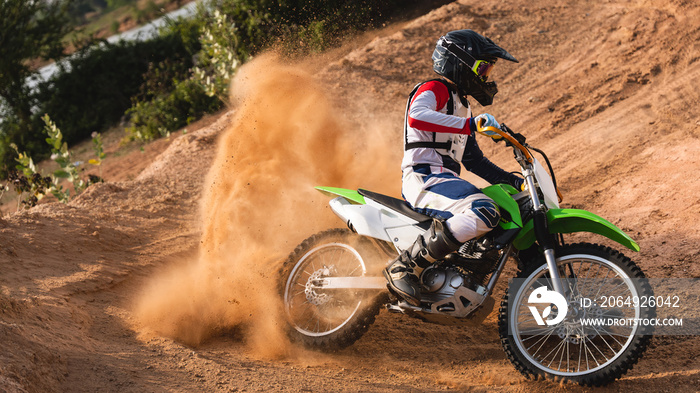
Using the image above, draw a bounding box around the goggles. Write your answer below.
[471,59,495,81]
[438,37,496,81]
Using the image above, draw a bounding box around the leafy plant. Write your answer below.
[192,8,244,101]
[7,145,53,210]
[42,114,86,202]
[5,115,105,209]
[10,143,40,179]
[88,131,106,176]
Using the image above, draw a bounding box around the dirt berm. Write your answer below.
[1,0,698,391]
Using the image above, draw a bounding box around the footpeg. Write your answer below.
[386,303,406,314]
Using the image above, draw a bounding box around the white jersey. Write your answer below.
[401,79,472,173]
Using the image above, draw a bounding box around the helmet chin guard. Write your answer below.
[461,72,499,106]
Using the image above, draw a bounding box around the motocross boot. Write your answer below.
[383,219,463,306]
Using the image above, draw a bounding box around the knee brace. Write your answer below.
[471,199,500,229]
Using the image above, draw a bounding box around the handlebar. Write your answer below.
[475,121,533,163]
[475,119,563,202]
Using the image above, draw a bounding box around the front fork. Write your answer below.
[522,168,566,298]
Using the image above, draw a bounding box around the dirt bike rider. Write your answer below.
[384,30,524,306]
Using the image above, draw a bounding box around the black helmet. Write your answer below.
[432,29,518,106]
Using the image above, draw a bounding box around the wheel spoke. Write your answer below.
[593,269,611,300]
[577,334,583,372]
[519,324,558,338]
[543,336,568,368]
[582,336,602,367]
[528,327,558,356]
[595,329,622,360]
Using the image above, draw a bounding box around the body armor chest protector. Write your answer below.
[404,79,472,163]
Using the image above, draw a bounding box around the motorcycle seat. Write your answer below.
[358,189,433,227]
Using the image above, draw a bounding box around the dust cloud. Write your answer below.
[133,53,400,356]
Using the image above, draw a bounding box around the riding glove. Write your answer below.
[473,113,503,140]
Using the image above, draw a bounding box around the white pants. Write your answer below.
[402,166,500,243]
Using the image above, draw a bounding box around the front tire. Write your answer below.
[279,228,388,351]
[498,243,654,386]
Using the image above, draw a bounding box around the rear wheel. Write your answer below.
[499,243,654,386]
[279,228,388,350]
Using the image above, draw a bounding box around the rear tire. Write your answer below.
[279,228,388,351]
[498,243,654,386]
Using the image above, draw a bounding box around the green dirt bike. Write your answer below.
[279,123,654,386]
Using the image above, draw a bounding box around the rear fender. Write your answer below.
[316,186,424,250]
[315,186,366,204]
[512,208,640,252]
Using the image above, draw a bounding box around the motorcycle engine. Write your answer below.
[449,237,501,275]
[420,265,479,304]
[417,237,501,314]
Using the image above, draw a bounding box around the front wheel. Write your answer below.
[499,243,654,386]
[279,228,389,351]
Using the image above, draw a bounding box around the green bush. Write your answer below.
[205,0,415,54]
[126,78,221,141]
[33,17,202,145]
[0,16,203,173]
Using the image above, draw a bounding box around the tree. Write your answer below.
[0,0,71,170]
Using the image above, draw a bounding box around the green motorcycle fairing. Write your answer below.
[513,208,640,252]
[481,184,523,230]
[483,184,638,252]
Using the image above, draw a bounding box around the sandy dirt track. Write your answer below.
[1,0,699,391]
